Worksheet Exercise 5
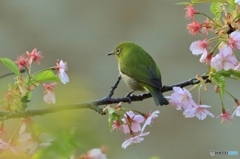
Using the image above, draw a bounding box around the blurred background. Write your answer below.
[0,0,239,159]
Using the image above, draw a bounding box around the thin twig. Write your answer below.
[108,75,121,97]
[0,69,25,79]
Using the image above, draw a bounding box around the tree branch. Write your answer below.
[0,74,210,120]
[0,69,25,79]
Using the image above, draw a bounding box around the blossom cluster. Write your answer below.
[170,87,214,120]
[1,48,69,110]
[0,117,54,156]
[0,49,68,156]
[178,2,240,122]
[106,105,159,149]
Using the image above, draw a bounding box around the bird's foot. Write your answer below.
[125,91,134,103]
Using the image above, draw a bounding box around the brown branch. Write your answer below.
[0,74,211,121]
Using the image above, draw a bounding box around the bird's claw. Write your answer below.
[125,91,134,104]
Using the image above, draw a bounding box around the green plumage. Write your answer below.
[108,41,168,106]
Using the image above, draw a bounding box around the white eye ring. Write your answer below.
[116,48,121,54]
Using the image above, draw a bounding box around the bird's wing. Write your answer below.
[120,61,162,90]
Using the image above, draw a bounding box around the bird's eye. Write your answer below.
[116,48,121,54]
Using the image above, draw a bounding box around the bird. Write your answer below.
[107,41,168,106]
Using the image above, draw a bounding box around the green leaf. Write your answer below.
[212,72,226,97]
[0,57,20,76]
[32,70,60,83]
[210,2,223,20]
[218,69,240,79]
[107,107,116,115]
[227,69,240,78]
[217,70,231,77]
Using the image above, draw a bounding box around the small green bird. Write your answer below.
[108,41,169,106]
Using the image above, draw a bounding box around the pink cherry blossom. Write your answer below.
[141,110,159,132]
[112,119,129,134]
[123,111,145,133]
[183,104,214,120]
[210,44,238,71]
[228,31,240,49]
[121,132,150,149]
[55,60,69,84]
[0,139,22,154]
[14,54,29,70]
[26,48,43,65]
[19,132,55,155]
[218,109,232,123]
[201,52,212,65]
[43,83,57,104]
[170,87,195,110]
[184,5,198,20]
[190,39,209,62]
[190,39,208,55]
[120,121,131,134]
[19,117,32,134]
[81,148,107,159]
[112,120,122,131]
[187,21,202,35]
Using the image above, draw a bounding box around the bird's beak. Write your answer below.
[107,51,114,56]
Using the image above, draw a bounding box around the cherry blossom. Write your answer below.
[81,148,107,159]
[232,106,240,117]
[232,105,240,118]
[55,60,69,84]
[121,132,150,149]
[26,48,43,64]
[141,110,159,132]
[14,54,28,70]
[0,139,21,154]
[112,120,123,131]
[43,82,57,104]
[200,52,212,65]
[183,104,214,120]
[187,21,202,35]
[19,117,32,134]
[170,87,195,110]
[19,132,55,155]
[190,39,209,62]
[184,5,198,20]
[210,44,238,71]
[218,109,232,123]
[112,119,129,133]
[123,111,145,133]
[228,31,240,49]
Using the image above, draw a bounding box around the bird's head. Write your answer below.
[107,41,137,61]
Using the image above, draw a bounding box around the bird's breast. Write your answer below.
[119,71,145,91]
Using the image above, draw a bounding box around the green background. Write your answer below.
[0,0,239,159]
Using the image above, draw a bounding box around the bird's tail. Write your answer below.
[148,87,169,106]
